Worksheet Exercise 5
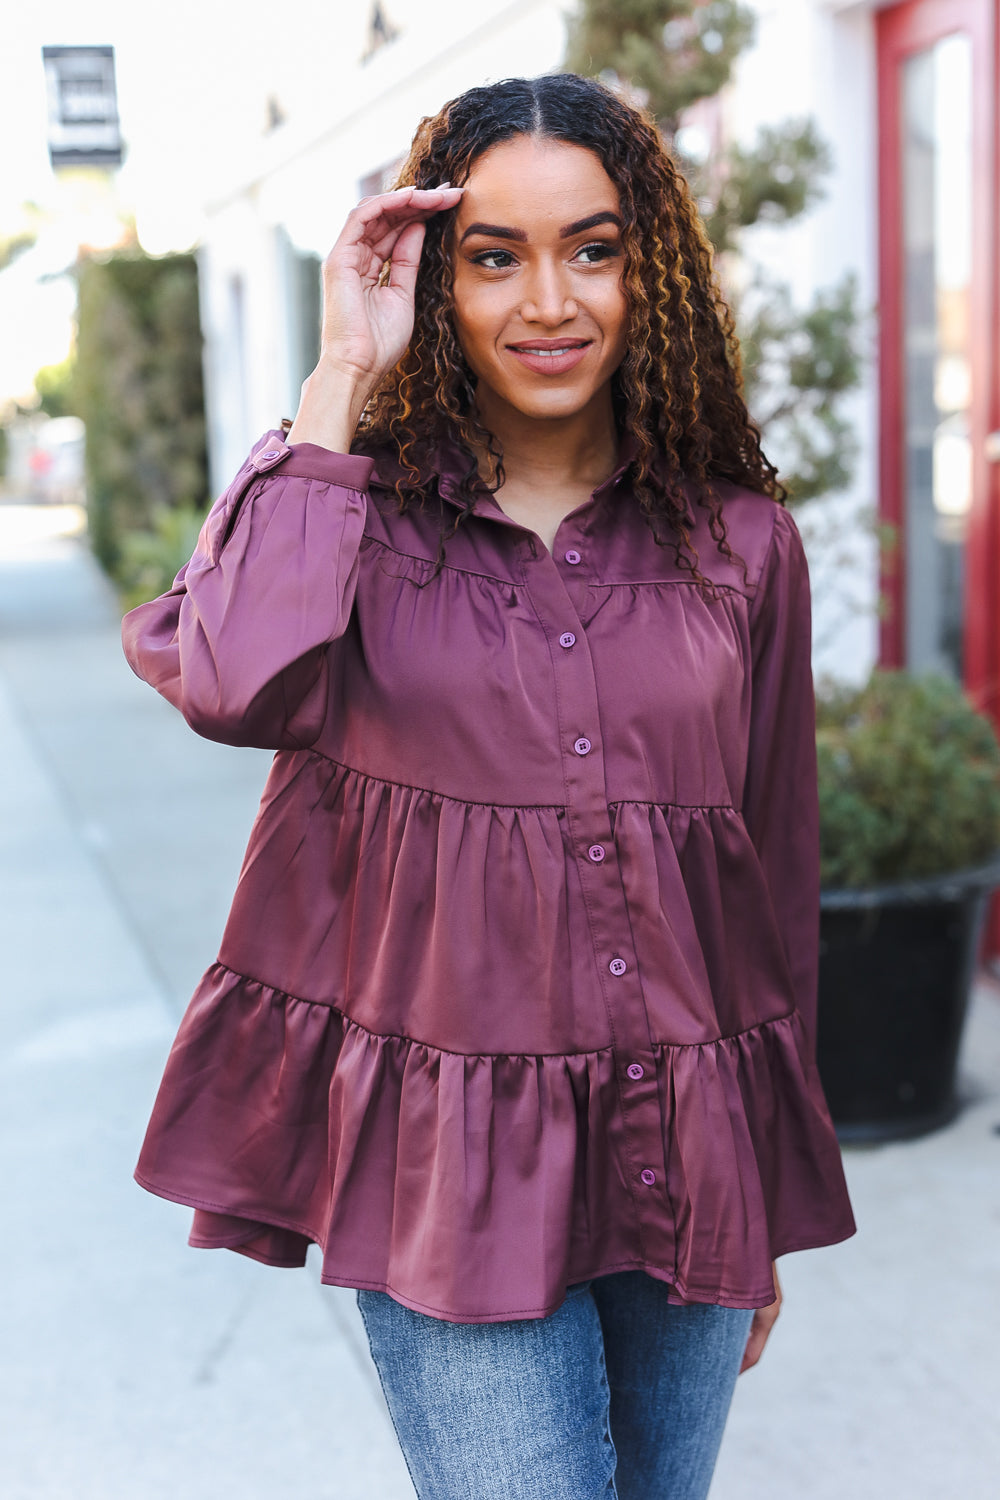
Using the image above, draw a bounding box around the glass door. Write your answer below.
[877,0,998,713]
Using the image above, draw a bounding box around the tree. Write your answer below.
[34,357,79,420]
[566,0,755,135]
[565,0,864,503]
[0,201,42,271]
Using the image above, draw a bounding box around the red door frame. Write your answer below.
[876,0,999,722]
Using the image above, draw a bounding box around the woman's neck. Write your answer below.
[470,391,621,553]
[473,392,619,496]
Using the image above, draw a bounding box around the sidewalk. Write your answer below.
[1,504,998,1499]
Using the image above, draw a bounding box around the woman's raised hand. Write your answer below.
[288,186,464,454]
[321,185,464,382]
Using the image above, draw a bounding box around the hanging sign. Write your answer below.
[42,45,123,169]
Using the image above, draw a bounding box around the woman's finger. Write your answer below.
[381,217,428,305]
[326,190,462,297]
[359,203,462,268]
[739,1263,783,1374]
[363,212,450,268]
[344,186,463,247]
[347,186,458,229]
[323,187,461,288]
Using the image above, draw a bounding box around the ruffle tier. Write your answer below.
[135,963,854,1322]
[213,754,813,1057]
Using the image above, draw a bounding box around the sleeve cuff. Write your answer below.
[249,430,375,491]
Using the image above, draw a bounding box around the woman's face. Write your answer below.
[449,135,629,430]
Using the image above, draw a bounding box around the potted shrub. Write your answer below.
[815,670,1000,1141]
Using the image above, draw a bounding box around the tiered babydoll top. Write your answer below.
[124,431,855,1323]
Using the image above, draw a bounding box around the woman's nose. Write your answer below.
[520,262,577,325]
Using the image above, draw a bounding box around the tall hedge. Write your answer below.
[75,251,208,575]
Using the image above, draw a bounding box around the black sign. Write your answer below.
[43,45,123,169]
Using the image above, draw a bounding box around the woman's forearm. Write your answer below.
[286,360,375,454]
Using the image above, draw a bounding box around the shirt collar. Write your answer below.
[370,431,696,527]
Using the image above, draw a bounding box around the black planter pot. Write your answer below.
[816,857,1000,1143]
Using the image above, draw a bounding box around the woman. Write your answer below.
[125,73,855,1499]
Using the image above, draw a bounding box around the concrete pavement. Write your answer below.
[1,502,998,1499]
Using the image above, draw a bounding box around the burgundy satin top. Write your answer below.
[124,430,855,1323]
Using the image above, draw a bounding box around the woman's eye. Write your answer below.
[471,248,517,270]
[576,241,619,265]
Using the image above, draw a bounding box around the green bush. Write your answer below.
[74,250,208,583]
[117,503,208,613]
[34,356,79,419]
[816,671,1000,889]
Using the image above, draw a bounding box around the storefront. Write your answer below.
[877,0,999,720]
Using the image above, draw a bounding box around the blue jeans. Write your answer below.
[357,1272,753,1499]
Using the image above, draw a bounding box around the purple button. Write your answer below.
[559,632,576,649]
[609,957,627,977]
[640,1168,656,1187]
[588,844,605,863]
[564,549,581,565]
[627,1062,644,1081]
[251,445,288,473]
[574,737,592,756]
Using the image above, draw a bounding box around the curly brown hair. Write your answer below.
[357,73,784,583]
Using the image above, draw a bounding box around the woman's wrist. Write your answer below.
[286,360,376,454]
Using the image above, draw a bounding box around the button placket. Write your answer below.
[524,531,671,1261]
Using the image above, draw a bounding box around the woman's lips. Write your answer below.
[505,339,592,376]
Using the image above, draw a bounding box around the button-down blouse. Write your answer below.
[124,430,855,1324]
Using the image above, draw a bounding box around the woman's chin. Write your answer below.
[477,382,615,428]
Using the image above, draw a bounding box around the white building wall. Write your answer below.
[198,0,886,682]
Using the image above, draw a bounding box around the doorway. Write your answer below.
[877,0,999,716]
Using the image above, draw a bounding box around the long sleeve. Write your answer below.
[741,506,821,1054]
[122,433,372,750]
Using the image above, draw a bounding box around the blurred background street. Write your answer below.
[4,1,1000,1496]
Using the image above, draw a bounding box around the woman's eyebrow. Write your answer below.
[459,222,528,244]
[559,211,622,237]
[458,210,623,246]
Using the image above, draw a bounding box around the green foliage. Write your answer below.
[816,673,1000,888]
[34,357,79,419]
[565,1,755,135]
[74,251,208,580]
[697,119,831,254]
[0,229,36,272]
[739,271,865,502]
[1,202,42,271]
[117,503,208,612]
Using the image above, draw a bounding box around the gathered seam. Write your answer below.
[208,959,801,1055]
[301,748,567,810]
